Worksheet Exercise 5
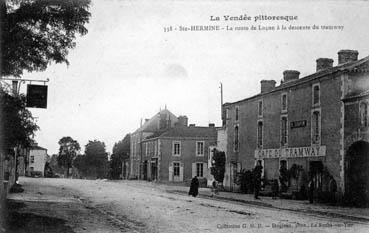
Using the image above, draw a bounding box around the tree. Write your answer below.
[57,136,80,178]
[0,87,39,151]
[49,154,64,176]
[210,149,226,183]
[1,0,91,77]
[82,140,108,179]
[109,134,130,179]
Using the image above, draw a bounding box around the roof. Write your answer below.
[143,126,217,141]
[224,55,369,106]
[30,145,47,151]
[133,109,177,133]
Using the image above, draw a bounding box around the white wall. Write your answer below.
[28,149,47,176]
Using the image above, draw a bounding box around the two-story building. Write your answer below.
[141,121,217,184]
[26,143,48,176]
[129,108,178,179]
[223,49,369,205]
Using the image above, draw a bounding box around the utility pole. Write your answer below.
[139,118,143,180]
[220,82,224,126]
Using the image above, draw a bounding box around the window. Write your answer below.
[235,106,239,121]
[30,167,34,171]
[173,141,181,156]
[173,162,180,176]
[196,141,204,156]
[257,121,263,148]
[281,116,288,146]
[234,125,239,151]
[312,84,320,106]
[258,100,263,116]
[360,102,368,127]
[30,156,34,163]
[281,93,287,112]
[312,111,321,144]
[196,163,204,177]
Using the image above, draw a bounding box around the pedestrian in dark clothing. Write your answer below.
[308,179,314,204]
[188,176,199,197]
[272,179,279,199]
[254,161,263,199]
[212,180,219,195]
[328,175,337,204]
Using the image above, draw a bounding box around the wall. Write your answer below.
[159,137,216,183]
[27,149,47,176]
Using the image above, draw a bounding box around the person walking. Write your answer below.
[254,161,263,199]
[188,176,199,197]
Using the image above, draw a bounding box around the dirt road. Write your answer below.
[7,177,369,233]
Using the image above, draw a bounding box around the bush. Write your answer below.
[236,169,254,194]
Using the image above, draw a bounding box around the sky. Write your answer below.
[18,0,369,155]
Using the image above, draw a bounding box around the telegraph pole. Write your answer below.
[139,118,143,180]
[220,82,224,126]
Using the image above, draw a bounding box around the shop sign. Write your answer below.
[254,145,326,159]
[290,120,307,129]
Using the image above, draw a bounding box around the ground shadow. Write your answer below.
[6,200,75,233]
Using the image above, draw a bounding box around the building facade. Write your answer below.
[141,123,217,184]
[129,108,179,179]
[26,144,48,176]
[223,49,369,203]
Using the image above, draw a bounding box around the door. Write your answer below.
[309,161,323,194]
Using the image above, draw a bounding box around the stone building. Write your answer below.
[129,108,178,179]
[141,122,217,184]
[223,49,369,204]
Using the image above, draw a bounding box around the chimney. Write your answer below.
[338,50,358,64]
[260,80,276,93]
[177,115,188,127]
[316,58,333,72]
[208,123,215,127]
[283,70,300,83]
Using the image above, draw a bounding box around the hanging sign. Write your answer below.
[26,84,48,108]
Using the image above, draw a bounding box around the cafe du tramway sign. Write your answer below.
[254,145,326,159]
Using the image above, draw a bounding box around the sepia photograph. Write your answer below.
[1,0,369,232]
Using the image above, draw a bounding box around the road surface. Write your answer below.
[8,177,369,233]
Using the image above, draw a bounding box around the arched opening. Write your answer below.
[345,140,369,206]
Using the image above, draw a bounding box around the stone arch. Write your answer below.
[345,140,369,206]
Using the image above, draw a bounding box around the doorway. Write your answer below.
[345,140,369,206]
[309,161,323,193]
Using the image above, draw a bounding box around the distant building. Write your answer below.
[26,144,48,176]
[142,122,217,184]
[223,49,369,203]
[129,108,179,179]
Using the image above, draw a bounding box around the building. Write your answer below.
[129,108,178,179]
[141,122,217,184]
[223,49,369,204]
[26,144,48,177]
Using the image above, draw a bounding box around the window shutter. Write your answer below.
[180,163,184,182]
[203,163,208,179]
[169,163,173,181]
[192,163,196,178]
